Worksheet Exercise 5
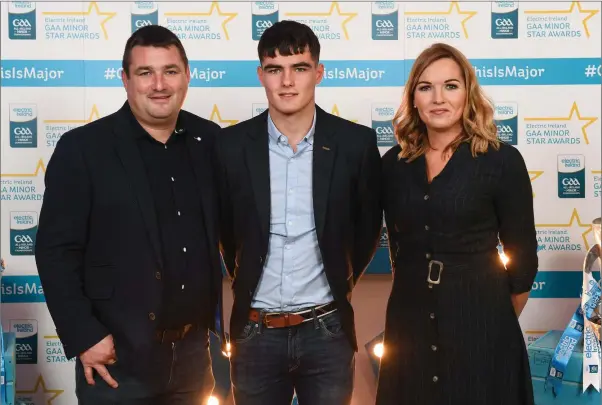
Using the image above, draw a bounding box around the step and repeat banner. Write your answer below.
[1,1,601,404]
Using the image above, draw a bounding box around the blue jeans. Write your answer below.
[230,310,354,405]
[75,328,214,405]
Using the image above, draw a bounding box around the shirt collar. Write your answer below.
[267,109,316,146]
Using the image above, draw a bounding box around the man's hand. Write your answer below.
[79,334,119,388]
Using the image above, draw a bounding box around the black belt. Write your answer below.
[395,251,503,285]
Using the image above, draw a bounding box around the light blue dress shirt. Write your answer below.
[251,110,334,311]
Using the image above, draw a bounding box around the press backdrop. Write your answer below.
[1,1,601,404]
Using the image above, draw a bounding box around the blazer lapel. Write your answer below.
[112,106,164,270]
[312,106,337,241]
[245,112,271,239]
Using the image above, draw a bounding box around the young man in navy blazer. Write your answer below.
[215,20,382,405]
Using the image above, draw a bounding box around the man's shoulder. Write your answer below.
[320,108,375,146]
[217,113,263,147]
[221,113,261,135]
[180,109,221,134]
[58,110,119,147]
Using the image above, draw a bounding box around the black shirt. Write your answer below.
[130,112,212,329]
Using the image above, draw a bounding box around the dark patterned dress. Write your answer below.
[376,142,538,405]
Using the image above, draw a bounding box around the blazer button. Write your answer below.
[149,312,156,321]
[259,256,263,264]
[155,272,161,280]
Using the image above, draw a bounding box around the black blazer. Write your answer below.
[214,105,382,351]
[34,103,225,363]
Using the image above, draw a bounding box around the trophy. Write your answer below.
[583,217,601,341]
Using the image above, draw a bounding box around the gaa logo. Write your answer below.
[252,2,279,40]
[16,343,33,352]
[8,2,36,40]
[13,127,33,136]
[561,178,580,186]
[10,319,38,364]
[372,2,398,40]
[496,124,513,134]
[495,18,513,27]
[12,18,31,27]
[491,1,518,39]
[14,235,33,243]
[376,126,394,136]
[135,19,153,28]
[131,2,158,34]
[589,365,599,373]
[10,103,37,148]
[10,211,38,255]
[558,155,585,198]
[255,20,272,29]
[494,102,518,145]
[375,19,394,28]
[372,103,396,147]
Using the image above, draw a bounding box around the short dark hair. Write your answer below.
[122,25,188,77]
[257,20,320,64]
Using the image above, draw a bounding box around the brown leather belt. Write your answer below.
[249,302,337,328]
[155,323,200,344]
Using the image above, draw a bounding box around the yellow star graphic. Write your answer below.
[528,170,544,197]
[16,374,64,405]
[164,2,238,40]
[43,104,101,125]
[524,2,599,38]
[286,2,358,40]
[209,105,239,127]
[524,102,598,145]
[0,159,46,178]
[404,1,476,39]
[529,171,544,182]
[536,208,593,251]
[331,105,358,123]
[42,2,116,40]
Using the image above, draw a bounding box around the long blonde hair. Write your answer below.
[394,43,499,162]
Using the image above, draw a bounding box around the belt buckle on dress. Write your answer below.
[427,260,444,285]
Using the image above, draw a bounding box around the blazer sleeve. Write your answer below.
[35,132,110,359]
[353,130,383,283]
[493,146,539,294]
[213,133,236,280]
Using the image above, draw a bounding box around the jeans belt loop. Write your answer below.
[427,260,444,285]
[311,307,319,330]
[257,310,264,334]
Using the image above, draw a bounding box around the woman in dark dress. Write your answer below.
[375,43,539,405]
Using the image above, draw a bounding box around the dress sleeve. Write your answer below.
[493,146,539,294]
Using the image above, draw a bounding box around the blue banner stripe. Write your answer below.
[405,58,602,85]
[0,270,591,303]
[2,58,600,87]
[0,60,85,87]
[1,276,45,303]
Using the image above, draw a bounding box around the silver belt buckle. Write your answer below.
[427,260,444,285]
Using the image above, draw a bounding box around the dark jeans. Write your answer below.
[230,310,354,405]
[75,328,214,405]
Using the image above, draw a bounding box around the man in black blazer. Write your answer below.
[215,21,382,405]
[35,25,223,404]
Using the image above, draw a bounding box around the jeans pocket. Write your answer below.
[318,312,343,338]
[235,320,258,344]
